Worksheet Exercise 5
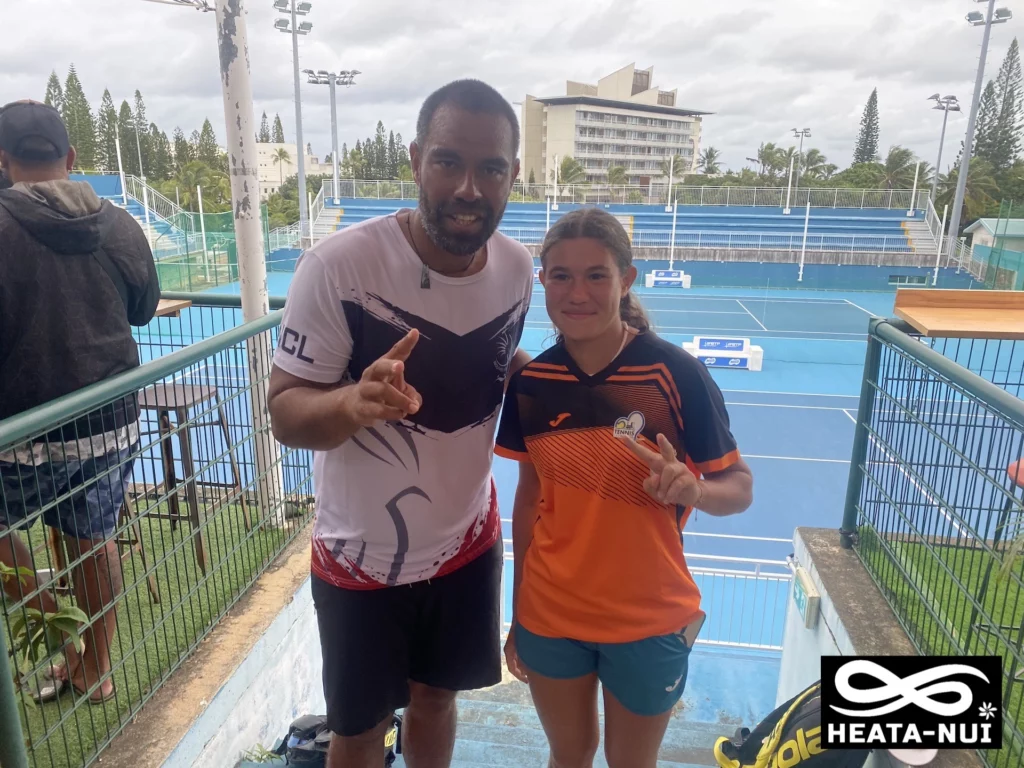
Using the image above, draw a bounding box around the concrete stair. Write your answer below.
[389,673,729,768]
[905,219,939,258]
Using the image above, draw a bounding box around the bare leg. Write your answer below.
[527,670,600,768]
[64,536,122,700]
[402,681,457,768]
[602,685,673,768]
[326,714,393,768]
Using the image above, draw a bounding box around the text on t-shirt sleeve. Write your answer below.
[273,250,354,384]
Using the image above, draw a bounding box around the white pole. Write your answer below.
[545,196,551,232]
[932,106,950,202]
[665,155,674,212]
[114,125,127,208]
[798,198,810,282]
[784,156,794,214]
[934,204,948,284]
[552,154,559,209]
[329,73,340,205]
[946,0,998,262]
[175,186,180,209]
[214,0,285,524]
[197,184,210,281]
[907,161,920,217]
[669,199,678,270]
[290,0,310,248]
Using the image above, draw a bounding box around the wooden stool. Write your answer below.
[114,497,160,603]
[137,382,250,575]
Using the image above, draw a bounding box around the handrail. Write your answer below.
[871,317,1024,431]
[0,308,283,449]
[160,291,289,310]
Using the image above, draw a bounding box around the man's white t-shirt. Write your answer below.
[274,212,534,589]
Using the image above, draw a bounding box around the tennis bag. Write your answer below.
[713,680,871,768]
[273,713,402,766]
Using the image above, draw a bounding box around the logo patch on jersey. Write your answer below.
[549,413,571,428]
[613,411,645,440]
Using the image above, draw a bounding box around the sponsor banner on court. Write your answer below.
[697,354,748,369]
[821,655,1003,750]
[697,337,748,352]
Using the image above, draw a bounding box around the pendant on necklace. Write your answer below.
[421,262,430,289]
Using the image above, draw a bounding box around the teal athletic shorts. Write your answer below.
[514,622,694,716]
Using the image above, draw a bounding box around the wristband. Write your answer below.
[694,480,705,508]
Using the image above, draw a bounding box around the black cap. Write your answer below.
[0,101,71,162]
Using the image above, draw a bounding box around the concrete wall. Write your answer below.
[778,529,983,768]
[170,577,325,767]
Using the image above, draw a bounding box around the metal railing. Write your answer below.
[123,176,195,240]
[841,317,1024,768]
[0,294,313,768]
[318,179,929,210]
[500,530,791,651]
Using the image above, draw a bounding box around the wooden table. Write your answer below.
[156,298,192,318]
[893,288,1024,339]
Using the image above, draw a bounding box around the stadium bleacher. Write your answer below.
[317,198,924,253]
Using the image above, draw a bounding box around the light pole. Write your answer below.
[304,68,359,205]
[927,94,961,202]
[274,0,313,248]
[946,0,1012,261]
[792,128,810,191]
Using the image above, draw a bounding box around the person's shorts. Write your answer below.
[514,621,694,717]
[0,444,138,540]
[311,538,503,737]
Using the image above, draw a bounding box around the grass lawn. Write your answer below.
[858,530,1024,768]
[6,493,310,768]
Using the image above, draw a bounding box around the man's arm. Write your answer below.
[268,329,422,451]
[510,461,541,627]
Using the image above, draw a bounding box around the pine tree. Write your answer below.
[118,101,139,176]
[96,89,119,172]
[172,127,193,171]
[62,66,96,168]
[373,121,387,179]
[259,111,271,143]
[272,113,285,143]
[528,169,536,185]
[197,119,220,165]
[150,125,172,181]
[853,88,880,164]
[387,130,398,178]
[133,90,152,178]
[395,132,410,173]
[973,81,1000,166]
[44,71,64,112]
[991,38,1023,172]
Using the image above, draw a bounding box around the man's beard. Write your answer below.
[418,188,502,258]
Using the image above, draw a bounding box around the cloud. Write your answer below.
[1,0,1018,176]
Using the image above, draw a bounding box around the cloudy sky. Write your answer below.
[1,0,1019,175]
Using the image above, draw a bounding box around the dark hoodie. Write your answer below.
[0,180,160,440]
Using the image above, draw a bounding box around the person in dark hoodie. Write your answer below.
[0,100,159,704]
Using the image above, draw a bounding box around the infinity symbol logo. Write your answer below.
[831,660,990,718]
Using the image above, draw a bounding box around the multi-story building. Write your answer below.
[255,142,332,199]
[520,63,710,186]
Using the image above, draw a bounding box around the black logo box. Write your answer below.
[820,656,1003,750]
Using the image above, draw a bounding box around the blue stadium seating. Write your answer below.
[321,198,918,252]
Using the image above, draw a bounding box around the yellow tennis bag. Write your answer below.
[713,680,870,768]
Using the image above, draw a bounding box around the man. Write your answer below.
[268,79,533,767]
[0,100,160,703]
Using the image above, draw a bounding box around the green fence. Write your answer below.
[842,318,1024,768]
[0,294,313,768]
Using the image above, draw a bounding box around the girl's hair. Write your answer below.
[538,207,650,338]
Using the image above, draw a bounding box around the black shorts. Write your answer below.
[311,538,503,737]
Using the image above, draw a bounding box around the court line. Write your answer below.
[744,454,849,464]
[727,402,857,412]
[843,298,876,316]
[736,300,769,331]
[529,305,750,315]
[722,388,861,399]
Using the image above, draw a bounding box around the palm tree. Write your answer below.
[801,149,829,180]
[553,156,586,186]
[272,147,291,188]
[606,165,628,185]
[756,142,787,184]
[697,147,722,175]
[879,146,918,189]
[935,159,1000,230]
